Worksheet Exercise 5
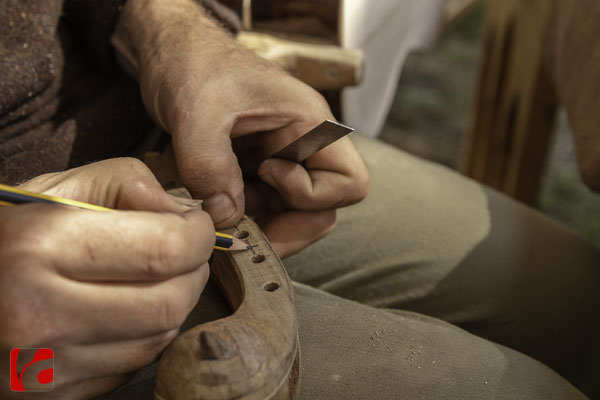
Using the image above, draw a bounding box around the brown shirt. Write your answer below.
[0,0,240,186]
[0,0,155,185]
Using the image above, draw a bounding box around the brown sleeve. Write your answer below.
[62,0,241,72]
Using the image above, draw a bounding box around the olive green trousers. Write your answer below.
[100,135,600,399]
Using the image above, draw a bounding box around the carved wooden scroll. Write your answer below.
[145,151,300,400]
[154,216,300,399]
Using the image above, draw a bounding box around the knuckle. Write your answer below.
[146,223,188,276]
[116,157,152,178]
[323,211,337,235]
[286,188,311,210]
[17,171,59,190]
[341,166,371,206]
[178,153,240,188]
[2,206,58,254]
[100,158,155,196]
[352,172,371,202]
[185,212,215,251]
[304,87,332,115]
[177,154,205,179]
[129,176,160,204]
[158,291,193,330]
[0,293,60,349]
[144,329,178,355]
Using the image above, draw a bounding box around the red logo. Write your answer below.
[10,348,54,392]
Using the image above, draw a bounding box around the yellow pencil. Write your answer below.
[0,183,249,251]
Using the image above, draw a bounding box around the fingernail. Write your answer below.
[168,193,204,208]
[204,193,235,224]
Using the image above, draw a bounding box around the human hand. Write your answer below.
[0,158,214,399]
[113,0,370,258]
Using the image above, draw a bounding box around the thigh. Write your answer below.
[96,282,584,400]
[283,134,600,397]
[294,283,583,400]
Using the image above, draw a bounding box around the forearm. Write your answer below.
[111,0,267,131]
[113,0,226,76]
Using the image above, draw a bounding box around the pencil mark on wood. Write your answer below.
[154,216,300,400]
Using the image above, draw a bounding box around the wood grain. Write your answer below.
[461,0,557,205]
[153,216,300,400]
[238,31,363,90]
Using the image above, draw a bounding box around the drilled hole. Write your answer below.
[251,254,265,263]
[264,282,280,292]
[235,231,249,239]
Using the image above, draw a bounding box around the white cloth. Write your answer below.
[341,0,445,137]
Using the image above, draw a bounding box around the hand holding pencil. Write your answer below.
[0,158,224,398]
[2,159,249,251]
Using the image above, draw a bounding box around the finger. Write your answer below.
[57,329,178,385]
[18,158,199,213]
[258,210,336,258]
[258,137,370,211]
[43,265,208,343]
[11,204,215,281]
[173,118,245,228]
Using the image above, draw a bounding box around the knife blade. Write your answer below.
[269,120,354,162]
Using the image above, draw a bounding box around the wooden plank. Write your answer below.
[461,0,557,204]
[237,31,363,90]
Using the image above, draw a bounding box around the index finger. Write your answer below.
[258,136,371,211]
[16,204,216,282]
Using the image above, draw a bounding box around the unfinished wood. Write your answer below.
[238,31,363,90]
[154,216,300,400]
[144,150,300,400]
[228,0,348,116]
[461,0,557,204]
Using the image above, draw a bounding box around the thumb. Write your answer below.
[18,158,199,213]
[173,120,245,228]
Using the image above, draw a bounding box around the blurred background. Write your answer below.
[378,2,600,248]
[241,0,600,248]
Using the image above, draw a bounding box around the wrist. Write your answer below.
[112,0,203,76]
[112,0,250,130]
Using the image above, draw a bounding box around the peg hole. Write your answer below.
[251,254,265,263]
[235,231,249,239]
[264,282,280,292]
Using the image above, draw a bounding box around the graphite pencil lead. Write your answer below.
[228,236,252,251]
